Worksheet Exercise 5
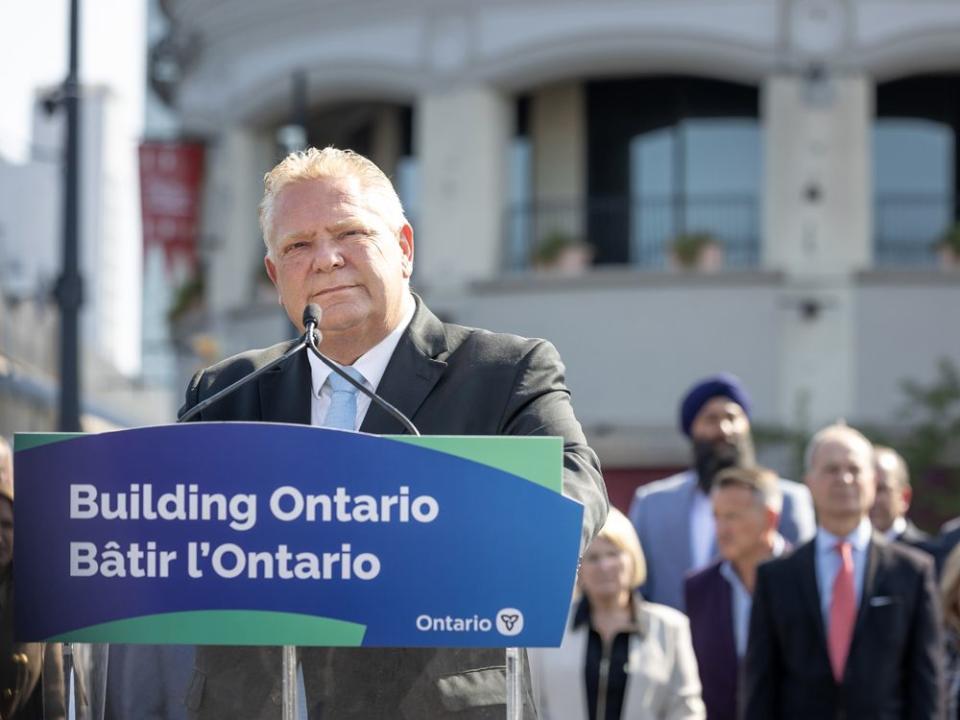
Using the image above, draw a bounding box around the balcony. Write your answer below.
[504,195,760,271]
[874,194,958,268]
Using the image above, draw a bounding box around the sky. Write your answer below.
[0,0,148,377]
[0,0,146,162]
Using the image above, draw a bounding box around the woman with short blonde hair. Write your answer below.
[532,507,705,719]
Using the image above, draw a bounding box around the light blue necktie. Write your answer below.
[296,366,364,716]
[323,366,365,430]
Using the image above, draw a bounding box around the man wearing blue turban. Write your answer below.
[627,373,815,611]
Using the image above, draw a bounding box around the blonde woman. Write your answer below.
[532,508,705,720]
[941,542,960,718]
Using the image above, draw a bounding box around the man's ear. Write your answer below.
[399,224,414,278]
[766,507,781,533]
[901,485,913,512]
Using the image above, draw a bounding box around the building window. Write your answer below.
[874,75,959,267]
[629,118,761,268]
[587,77,762,268]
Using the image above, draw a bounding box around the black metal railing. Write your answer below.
[504,195,760,271]
[874,194,958,267]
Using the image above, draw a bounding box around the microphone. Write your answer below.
[302,303,321,345]
[303,303,420,436]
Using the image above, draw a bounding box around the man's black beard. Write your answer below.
[692,435,756,493]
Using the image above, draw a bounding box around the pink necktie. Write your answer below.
[827,541,856,683]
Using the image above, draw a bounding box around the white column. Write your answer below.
[763,74,872,429]
[204,127,274,315]
[414,85,511,292]
[371,106,403,178]
[531,81,586,241]
[763,75,872,275]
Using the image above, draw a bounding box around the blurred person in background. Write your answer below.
[684,466,786,720]
[870,445,932,551]
[743,423,944,719]
[939,542,960,719]
[532,508,705,720]
[933,502,960,577]
[628,373,814,610]
[0,437,11,492]
[0,481,67,719]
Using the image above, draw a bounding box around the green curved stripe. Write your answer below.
[388,436,563,493]
[16,431,564,492]
[15,433,85,452]
[49,610,366,646]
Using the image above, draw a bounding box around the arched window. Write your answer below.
[874,75,959,266]
[589,77,762,267]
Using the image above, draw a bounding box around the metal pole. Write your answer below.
[282,645,297,720]
[505,646,521,720]
[56,0,83,432]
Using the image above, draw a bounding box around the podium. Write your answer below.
[14,424,583,719]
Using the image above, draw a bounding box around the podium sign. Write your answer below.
[13,424,582,648]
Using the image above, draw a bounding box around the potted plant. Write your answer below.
[668,231,724,272]
[935,223,960,270]
[532,230,594,274]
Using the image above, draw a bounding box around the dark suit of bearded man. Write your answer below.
[179,295,607,719]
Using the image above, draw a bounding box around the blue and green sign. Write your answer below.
[14,424,582,647]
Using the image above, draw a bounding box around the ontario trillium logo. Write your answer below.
[414,608,525,636]
[496,608,524,636]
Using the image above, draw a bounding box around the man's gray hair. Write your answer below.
[712,465,783,515]
[874,445,910,488]
[803,422,875,472]
[259,146,407,256]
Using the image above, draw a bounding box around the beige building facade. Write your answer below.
[153,0,960,485]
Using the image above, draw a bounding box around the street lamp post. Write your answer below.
[54,0,83,432]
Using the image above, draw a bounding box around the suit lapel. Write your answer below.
[258,342,312,424]
[852,534,882,642]
[797,540,829,659]
[359,297,448,435]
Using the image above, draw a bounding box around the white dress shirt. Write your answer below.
[815,516,873,629]
[719,533,786,658]
[307,294,415,429]
[883,516,907,542]
[690,488,716,571]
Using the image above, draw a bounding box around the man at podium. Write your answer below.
[178,146,608,719]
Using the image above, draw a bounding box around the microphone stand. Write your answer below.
[176,313,419,720]
[177,335,309,423]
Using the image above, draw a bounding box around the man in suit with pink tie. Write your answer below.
[743,423,945,719]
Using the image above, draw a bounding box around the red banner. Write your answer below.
[139,141,205,272]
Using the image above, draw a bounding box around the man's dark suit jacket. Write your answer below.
[892,520,937,564]
[684,561,738,720]
[178,296,608,720]
[742,532,945,720]
[934,516,960,576]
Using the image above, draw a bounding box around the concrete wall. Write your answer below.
[435,272,784,465]
[856,272,960,421]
